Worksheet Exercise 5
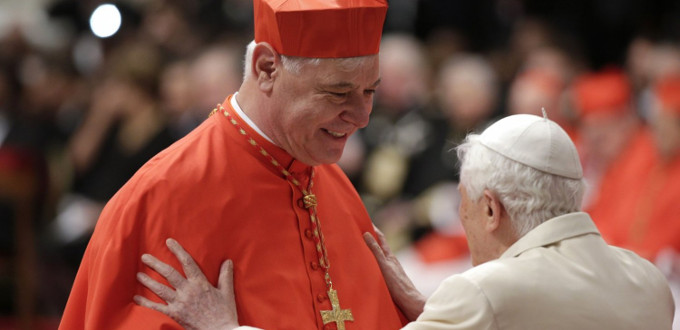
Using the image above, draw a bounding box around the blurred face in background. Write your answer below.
[508,70,562,117]
[649,75,680,160]
[376,35,428,114]
[579,111,636,168]
[572,70,636,170]
[650,101,680,160]
[438,55,498,130]
[160,61,193,117]
[191,46,242,113]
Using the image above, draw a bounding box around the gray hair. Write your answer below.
[243,40,372,79]
[456,134,585,237]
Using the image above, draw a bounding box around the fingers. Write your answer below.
[218,260,234,298]
[372,225,393,256]
[141,253,186,289]
[364,232,385,260]
[134,294,170,314]
[372,224,383,236]
[137,272,177,302]
[134,294,170,313]
[166,238,207,282]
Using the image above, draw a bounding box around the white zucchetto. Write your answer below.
[479,113,583,179]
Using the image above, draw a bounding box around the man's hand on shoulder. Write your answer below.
[364,227,426,321]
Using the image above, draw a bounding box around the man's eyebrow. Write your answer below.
[321,82,358,90]
[321,79,382,90]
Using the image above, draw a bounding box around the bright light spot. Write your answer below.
[89,4,121,38]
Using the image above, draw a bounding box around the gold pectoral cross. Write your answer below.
[320,288,354,330]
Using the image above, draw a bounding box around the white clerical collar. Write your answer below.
[231,92,275,144]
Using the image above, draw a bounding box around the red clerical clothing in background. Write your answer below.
[620,155,680,260]
[588,127,680,261]
[60,95,407,329]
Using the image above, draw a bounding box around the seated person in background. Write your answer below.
[136,113,675,329]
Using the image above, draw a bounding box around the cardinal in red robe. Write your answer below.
[60,0,408,329]
[586,74,680,262]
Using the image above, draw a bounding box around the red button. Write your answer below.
[317,293,326,302]
[311,262,319,270]
[297,198,305,208]
[305,229,313,238]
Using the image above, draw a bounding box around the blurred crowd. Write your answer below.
[1,0,680,328]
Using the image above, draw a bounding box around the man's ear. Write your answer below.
[483,189,503,232]
[252,43,280,93]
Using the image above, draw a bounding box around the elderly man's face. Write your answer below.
[270,55,380,165]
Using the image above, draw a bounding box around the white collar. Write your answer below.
[500,212,600,259]
[231,92,275,144]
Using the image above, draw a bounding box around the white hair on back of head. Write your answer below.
[243,41,255,80]
[243,40,372,79]
[456,134,586,237]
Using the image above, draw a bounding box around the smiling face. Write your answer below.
[267,55,380,165]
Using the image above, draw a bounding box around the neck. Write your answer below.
[495,214,520,254]
[235,85,277,144]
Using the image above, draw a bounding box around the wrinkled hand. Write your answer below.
[364,227,426,321]
[134,238,239,330]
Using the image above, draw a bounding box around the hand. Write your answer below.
[364,227,426,321]
[134,238,240,330]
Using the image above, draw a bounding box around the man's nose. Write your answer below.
[340,93,372,128]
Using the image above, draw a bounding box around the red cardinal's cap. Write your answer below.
[254,0,388,58]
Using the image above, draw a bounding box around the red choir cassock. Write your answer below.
[588,129,680,260]
[585,128,656,250]
[59,96,408,329]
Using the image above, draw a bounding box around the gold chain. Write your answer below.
[217,104,334,288]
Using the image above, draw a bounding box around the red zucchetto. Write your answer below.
[572,69,631,117]
[254,0,388,58]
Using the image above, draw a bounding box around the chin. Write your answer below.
[299,143,345,165]
[318,156,343,165]
[312,152,343,166]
